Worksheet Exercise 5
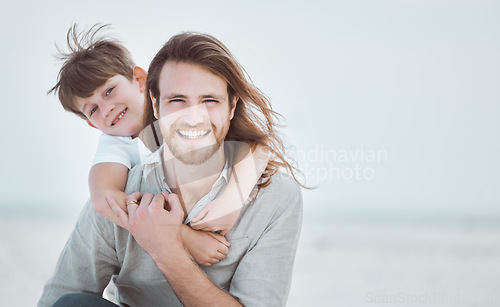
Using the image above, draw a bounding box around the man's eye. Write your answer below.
[106,87,114,96]
[90,106,98,115]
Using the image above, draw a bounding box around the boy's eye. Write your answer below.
[106,87,114,96]
[90,106,98,115]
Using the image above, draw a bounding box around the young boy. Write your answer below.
[49,24,267,266]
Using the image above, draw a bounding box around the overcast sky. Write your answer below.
[1,0,499,220]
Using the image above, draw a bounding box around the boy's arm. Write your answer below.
[190,144,269,234]
[180,226,230,266]
[89,163,129,229]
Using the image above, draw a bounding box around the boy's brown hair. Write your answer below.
[48,24,135,119]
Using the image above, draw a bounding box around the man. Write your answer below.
[39,32,303,307]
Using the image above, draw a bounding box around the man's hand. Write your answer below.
[107,191,184,260]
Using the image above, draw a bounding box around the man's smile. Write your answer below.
[176,129,211,139]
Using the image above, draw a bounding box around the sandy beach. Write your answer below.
[2,214,499,306]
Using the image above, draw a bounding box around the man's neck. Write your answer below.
[162,145,225,216]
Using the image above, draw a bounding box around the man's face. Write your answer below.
[153,61,236,165]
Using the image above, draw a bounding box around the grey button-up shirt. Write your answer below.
[39,144,303,307]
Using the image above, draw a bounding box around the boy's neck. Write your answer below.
[161,145,225,216]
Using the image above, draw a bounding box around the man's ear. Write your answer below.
[133,66,148,93]
[150,91,159,119]
[86,120,97,129]
[229,96,238,120]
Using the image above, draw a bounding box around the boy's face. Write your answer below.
[152,61,237,165]
[75,67,147,138]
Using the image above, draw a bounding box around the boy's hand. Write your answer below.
[181,227,230,266]
[190,199,242,235]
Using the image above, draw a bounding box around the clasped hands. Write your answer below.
[107,191,184,260]
[107,192,231,266]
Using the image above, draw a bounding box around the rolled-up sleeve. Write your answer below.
[229,178,303,306]
[38,201,120,307]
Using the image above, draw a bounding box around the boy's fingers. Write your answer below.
[191,222,209,231]
[191,208,209,224]
[190,215,209,226]
[207,232,230,247]
[194,217,232,235]
[217,244,229,255]
[190,223,203,230]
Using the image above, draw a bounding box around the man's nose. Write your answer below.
[183,104,208,126]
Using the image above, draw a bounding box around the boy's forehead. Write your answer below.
[74,75,120,106]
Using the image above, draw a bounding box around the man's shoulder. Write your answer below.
[265,171,301,195]
[254,171,303,210]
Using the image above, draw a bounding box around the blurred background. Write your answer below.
[1,0,499,306]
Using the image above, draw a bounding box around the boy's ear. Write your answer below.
[150,91,159,119]
[229,96,238,120]
[133,66,147,93]
[86,120,97,129]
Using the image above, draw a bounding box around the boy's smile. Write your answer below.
[110,108,128,126]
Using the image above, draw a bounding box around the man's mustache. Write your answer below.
[171,122,213,131]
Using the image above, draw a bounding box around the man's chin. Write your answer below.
[172,144,220,165]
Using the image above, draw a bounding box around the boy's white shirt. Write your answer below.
[92,134,151,169]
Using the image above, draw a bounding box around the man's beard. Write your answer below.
[162,118,230,165]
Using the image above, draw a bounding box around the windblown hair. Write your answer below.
[145,32,304,188]
[48,24,135,119]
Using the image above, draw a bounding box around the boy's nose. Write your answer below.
[102,103,116,118]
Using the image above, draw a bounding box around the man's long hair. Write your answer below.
[144,32,303,188]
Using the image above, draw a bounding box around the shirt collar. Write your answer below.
[140,143,234,223]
